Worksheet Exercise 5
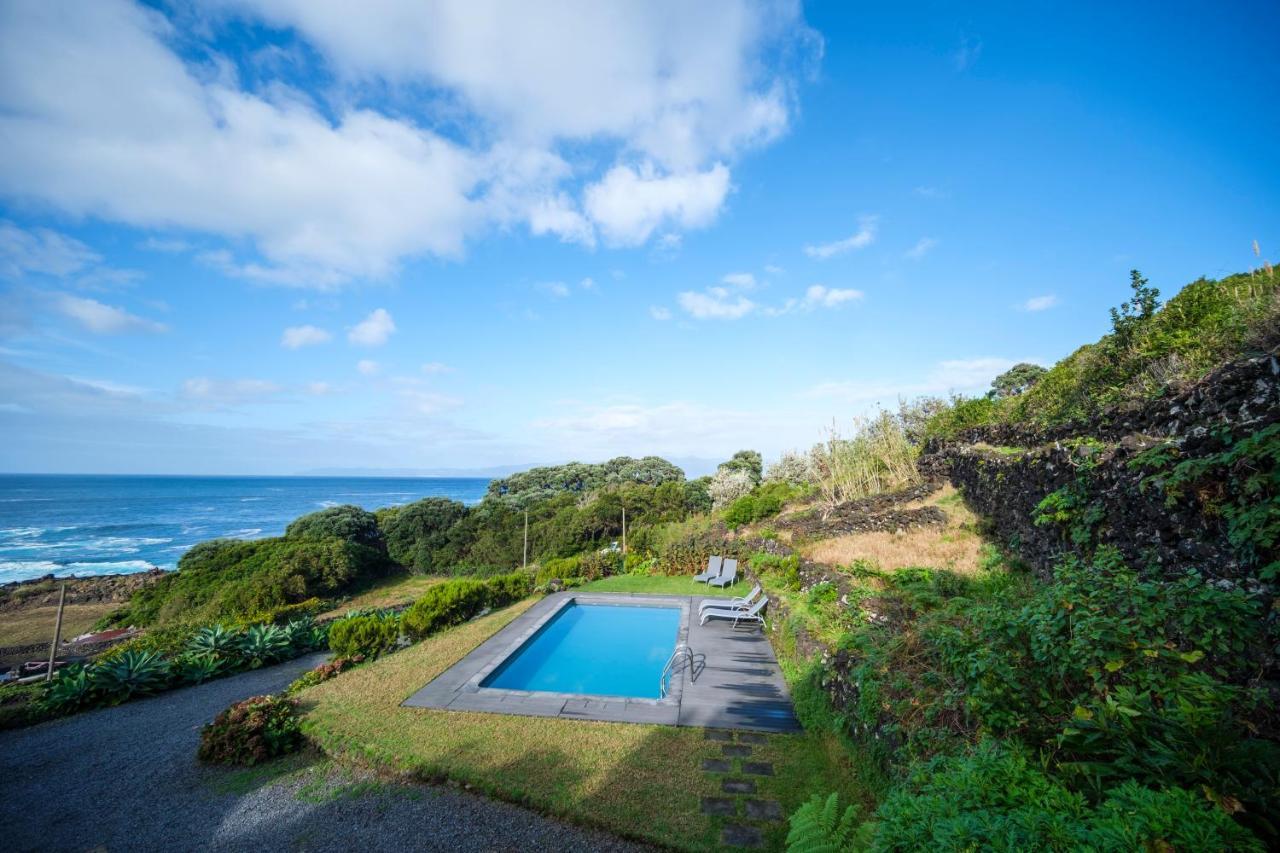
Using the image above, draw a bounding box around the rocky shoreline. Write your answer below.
[0,568,168,613]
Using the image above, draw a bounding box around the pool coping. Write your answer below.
[401,590,801,732]
[463,593,691,708]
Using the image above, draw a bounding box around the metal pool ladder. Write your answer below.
[660,643,693,698]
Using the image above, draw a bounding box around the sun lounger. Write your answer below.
[699,583,761,615]
[708,559,738,588]
[699,596,768,627]
[693,555,723,583]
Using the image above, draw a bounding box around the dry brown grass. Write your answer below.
[0,603,118,648]
[799,485,986,575]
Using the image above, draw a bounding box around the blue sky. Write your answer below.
[1,0,1277,475]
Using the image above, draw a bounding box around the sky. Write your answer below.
[1,0,1278,476]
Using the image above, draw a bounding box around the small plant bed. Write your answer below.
[299,600,864,851]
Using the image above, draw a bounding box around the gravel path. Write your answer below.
[0,654,651,852]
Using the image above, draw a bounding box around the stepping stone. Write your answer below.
[702,758,732,773]
[704,729,734,742]
[701,797,737,816]
[737,732,767,744]
[745,799,784,821]
[722,744,752,758]
[721,823,764,848]
[722,778,757,795]
[742,761,774,776]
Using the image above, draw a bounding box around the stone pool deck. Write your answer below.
[403,591,800,733]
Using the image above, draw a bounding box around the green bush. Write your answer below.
[400,579,490,640]
[871,740,1262,852]
[41,664,97,714]
[92,649,170,703]
[198,694,303,766]
[535,555,582,584]
[484,571,533,606]
[285,504,384,550]
[327,612,402,659]
[786,792,866,852]
[377,497,469,571]
[285,656,362,695]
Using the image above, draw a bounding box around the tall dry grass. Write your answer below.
[809,410,919,513]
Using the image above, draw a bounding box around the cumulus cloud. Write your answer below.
[583,163,731,247]
[0,1,816,280]
[1023,294,1059,311]
[904,237,938,260]
[804,216,878,259]
[537,281,570,298]
[348,308,395,346]
[55,294,167,334]
[280,324,332,349]
[649,305,672,321]
[677,286,756,320]
[801,284,863,308]
[356,359,380,376]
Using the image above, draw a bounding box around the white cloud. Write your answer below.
[914,185,949,199]
[348,308,395,346]
[579,277,596,290]
[804,216,878,259]
[399,389,463,416]
[677,286,756,320]
[801,284,863,308]
[280,324,332,349]
[1023,294,1059,312]
[306,381,333,395]
[764,264,784,274]
[0,1,815,279]
[55,294,166,334]
[421,361,454,374]
[721,272,757,289]
[356,359,380,376]
[583,163,731,247]
[537,281,570,298]
[649,305,672,321]
[904,237,938,260]
[182,377,282,403]
[803,357,1022,405]
[0,221,99,278]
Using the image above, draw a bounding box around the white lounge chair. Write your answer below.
[699,584,762,616]
[700,596,768,627]
[693,555,723,583]
[708,559,738,588]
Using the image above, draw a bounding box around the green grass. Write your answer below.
[574,573,740,596]
[300,598,864,851]
[317,572,445,619]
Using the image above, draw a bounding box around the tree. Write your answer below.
[717,449,763,486]
[379,497,469,572]
[989,363,1048,399]
[1109,269,1160,349]
[285,505,383,550]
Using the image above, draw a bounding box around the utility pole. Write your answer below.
[46,582,66,683]
[621,505,627,558]
[522,509,528,569]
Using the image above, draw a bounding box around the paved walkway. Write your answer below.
[404,591,800,732]
[0,652,649,852]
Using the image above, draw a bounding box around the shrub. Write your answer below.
[578,550,619,580]
[810,411,919,508]
[400,579,490,640]
[871,740,1262,852]
[765,450,815,487]
[285,504,384,550]
[535,555,582,584]
[709,468,755,510]
[484,571,533,606]
[378,497,469,571]
[285,656,362,695]
[198,694,303,766]
[724,481,798,529]
[41,663,97,714]
[240,623,292,668]
[171,651,234,685]
[327,612,402,659]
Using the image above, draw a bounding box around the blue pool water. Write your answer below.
[482,602,681,699]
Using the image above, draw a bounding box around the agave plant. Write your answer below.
[186,624,244,658]
[281,617,322,652]
[42,663,97,713]
[92,649,170,702]
[172,651,233,685]
[241,624,290,668]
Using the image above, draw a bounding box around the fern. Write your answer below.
[786,792,864,853]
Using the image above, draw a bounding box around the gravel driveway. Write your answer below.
[0,653,650,852]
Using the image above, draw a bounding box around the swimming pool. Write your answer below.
[480,601,681,699]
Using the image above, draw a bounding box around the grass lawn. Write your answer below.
[300,598,863,851]
[574,574,741,597]
[317,572,445,619]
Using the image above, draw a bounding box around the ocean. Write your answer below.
[0,475,491,584]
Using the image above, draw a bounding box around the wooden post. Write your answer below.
[522,509,528,569]
[46,582,66,683]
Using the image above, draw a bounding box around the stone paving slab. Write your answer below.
[404,590,799,732]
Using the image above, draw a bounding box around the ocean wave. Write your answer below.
[1,527,46,538]
[220,528,263,539]
[239,497,265,502]
[317,500,339,508]
[0,559,160,581]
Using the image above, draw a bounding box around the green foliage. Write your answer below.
[377,497,469,572]
[400,572,531,640]
[240,623,292,668]
[919,395,1000,443]
[92,649,170,702]
[718,449,764,484]
[534,555,582,584]
[186,623,243,657]
[285,504,384,550]
[810,411,920,505]
[198,694,303,766]
[751,552,802,590]
[1108,269,1161,350]
[486,456,685,505]
[41,663,97,713]
[723,481,800,529]
[327,612,402,659]
[786,792,866,852]
[285,656,362,695]
[871,740,1261,852]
